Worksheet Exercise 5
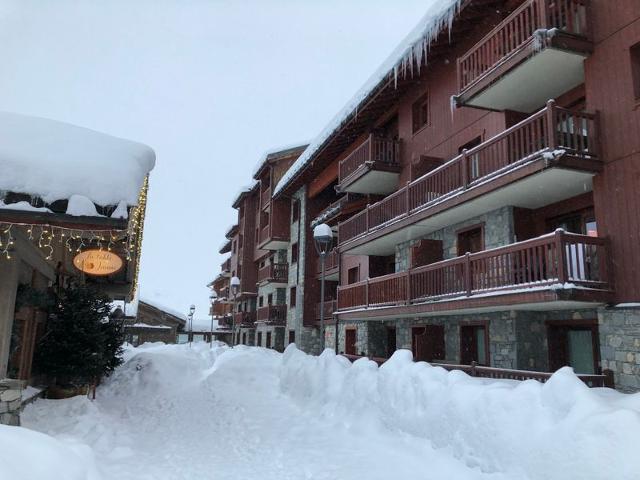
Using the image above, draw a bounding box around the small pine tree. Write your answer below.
[35,284,124,386]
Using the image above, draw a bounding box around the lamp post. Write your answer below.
[230,276,240,347]
[209,291,217,348]
[188,304,195,347]
[313,223,333,354]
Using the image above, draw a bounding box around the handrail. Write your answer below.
[339,134,400,184]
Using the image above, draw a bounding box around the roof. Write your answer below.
[273,0,462,197]
[225,224,239,239]
[0,111,155,211]
[231,181,259,209]
[138,298,188,325]
[252,144,309,180]
[219,238,232,254]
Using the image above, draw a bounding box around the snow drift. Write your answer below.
[12,342,640,480]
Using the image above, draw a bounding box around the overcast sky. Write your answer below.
[0,0,429,319]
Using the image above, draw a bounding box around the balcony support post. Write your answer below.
[545,99,557,150]
[366,204,370,233]
[555,229,568,284]
[365,278,369,308]
[465,252,472,296]
[405,181,411,215]
[461,149,469,189]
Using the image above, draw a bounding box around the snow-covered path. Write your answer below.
[6,342,640,479]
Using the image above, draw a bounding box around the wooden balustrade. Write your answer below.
[256,305,287,324]
[316,300,337,320]
[317,248,339,274]
[221,258,231,272]
[342,355,612,388]
[258,263,289,283]
[339,134,400,184]
[234,311,257,326]
[337,230,610,310]
[338,102,599,244]
[458,0,590,92]
[260,187,271,209]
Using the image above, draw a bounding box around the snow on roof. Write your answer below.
[189,317,219,332]
[0,111,155,207]
[273,0,461,197]
[139,297,188,322]
[129,323,172,330]
[251,142,310,179]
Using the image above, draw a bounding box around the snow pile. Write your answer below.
[0,424,101,480]
[273,0,461,196]
[0,111,155,207]
[10,343,640,479]
[281,347,640,479]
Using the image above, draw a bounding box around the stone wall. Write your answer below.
[255,324,285,351]
[599,306,640,393]
[395,206,515,271]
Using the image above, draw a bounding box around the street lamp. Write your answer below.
[188,304,196,347]
[230,276,240,347]
[209,291,217,348]
[313,223,333,353]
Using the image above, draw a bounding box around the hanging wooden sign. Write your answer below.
[73,249,124,276]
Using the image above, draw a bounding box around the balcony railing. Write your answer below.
[341,355,612,388]
[337,230,610,310]
[212,303,233,316]
[261,187,271,209]
[221,258,231,272]
[339,134,400,185]
[316,300,337,320]
[316,248,339,275]
[458,0,590,93]
[234,311,256,326]
[257,263,289,284]
[256,304,287,325]
[339,101,599,244]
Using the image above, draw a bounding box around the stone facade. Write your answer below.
[0,379,22,426]
[255,324,285,351]
[395,206,515,271]
[599,306,640,393]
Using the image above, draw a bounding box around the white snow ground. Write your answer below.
[3,342,640,480]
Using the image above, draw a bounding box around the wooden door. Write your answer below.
[411,239,443,268]
[266,332,272,349]
[386,327,396,358]
[345,328,357,355]
[460,325,488,365]
[412,325,445,362]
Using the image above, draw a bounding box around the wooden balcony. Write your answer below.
[257,198,290,250]
[212,302,233,316]
[316,248,339,281]
[338,102,601,255]
[220,258,231,277]
[234,311,257,327]
[337,135,401,195]
[257,262,289,285]
[260,187,271,211]
[456,0,592,112]
[256,304,287,325]
[316,300,337,322]
[341,355,612,388]
[311,193,370,228]
[337,231,612,318]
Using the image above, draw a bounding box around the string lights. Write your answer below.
[0,175,150,298]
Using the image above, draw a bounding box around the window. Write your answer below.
[457,225,484,256]
[291,242,299,263]
[266,332,272,348]
[292,199,300,223]
[460,324,488,365]
[347,266,360,285]
[547,322,598,374]
[412,91,430,133]
[631,42,640,100]
[288,330,295,345]
[257,332,263,347]
[290,286,296,307]
[267,293,273,305]
[242,332,247,345]
[258,296,264,307]
[345,328,357,355]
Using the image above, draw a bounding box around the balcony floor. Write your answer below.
[339,168,400,195]
[342,156,597,256]
[458,34,591,113]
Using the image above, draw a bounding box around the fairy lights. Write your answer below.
[0,175,150,298]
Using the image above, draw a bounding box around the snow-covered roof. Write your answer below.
[0,111,155,207]
[129,323,172,330]
[139,297,188,322]
[251,143,309,179]
[189,317,219,333]
[273,0,461,197]
[231,181,259,208]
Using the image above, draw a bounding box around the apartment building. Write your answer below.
[269,0,640,391]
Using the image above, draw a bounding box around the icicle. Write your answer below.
[450,95,458,123]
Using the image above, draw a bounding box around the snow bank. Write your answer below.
[281,346,640,479]
[0,424,101,480]
[0,111,155,207]
[273,0,461,196]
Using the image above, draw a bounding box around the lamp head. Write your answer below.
[313,223,333,255]
[230,276,240,296]
[189,304,196,315]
